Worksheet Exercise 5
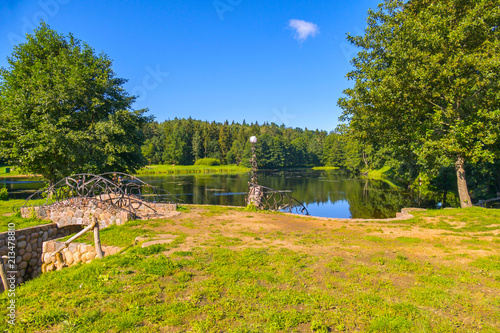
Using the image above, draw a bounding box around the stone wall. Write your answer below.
[20,199,177,228]
[0,223,82,291]
[41,240,122,272]
[20,203,131,229]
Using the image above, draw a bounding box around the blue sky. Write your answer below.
[0,0,380,131]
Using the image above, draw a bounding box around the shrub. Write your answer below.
[0,187,8,201]
[244,204,258,212]
[194,158,220,166]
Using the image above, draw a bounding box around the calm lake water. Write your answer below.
[1,169,429,219]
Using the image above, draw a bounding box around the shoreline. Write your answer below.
[184,203,423,222]
[0,165,342,179]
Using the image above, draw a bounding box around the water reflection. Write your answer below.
[140,169,427,218]
[0,177,46,199]
[2,170,430,219]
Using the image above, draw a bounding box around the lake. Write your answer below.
[1,169,430,218]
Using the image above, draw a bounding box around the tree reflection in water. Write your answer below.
[140,169,445,219]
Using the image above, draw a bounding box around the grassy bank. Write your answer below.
[311,166,339,170]
[1,164,339,179]
[1,205,499,332]
[366,165,394,179]
[366,166,400,188]
[0,166,24,177]
[0,164,251,179]
[136,164,250,175]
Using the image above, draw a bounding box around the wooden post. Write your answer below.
[93,218,104,259]
[0,256,9,292]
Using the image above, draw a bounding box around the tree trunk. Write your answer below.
[442,172,448,208]
[362,151,369,169]
[455,156,472,208]
[496,164,500,197]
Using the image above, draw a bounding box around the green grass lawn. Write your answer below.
[402,207,500,234]
[0,199,53,232]
[1,206,499,332]
[0,166,23,177]
[136,164,250,175]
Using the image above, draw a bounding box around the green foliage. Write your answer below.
[244,204,259,212]
[218,124,232,164]
[0,187,8,201]
[0,22,150,184]
[194,157,220,166]
[176,205,192,213]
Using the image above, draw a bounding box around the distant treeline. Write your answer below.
[140,117,397,174]
[142,118,332,169]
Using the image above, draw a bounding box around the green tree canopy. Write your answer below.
[339,0,500,207]
[0,22,151,184]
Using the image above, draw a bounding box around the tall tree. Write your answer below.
[339,0,500,207]
[142,122,164,165]
[218,125,231,164]
[163,120,192,165]
[323,133,345,167]
[0,22,150,184]
[192,130,203,162]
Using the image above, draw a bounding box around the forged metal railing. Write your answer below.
[247,183,309,215]
[16,172,182,218]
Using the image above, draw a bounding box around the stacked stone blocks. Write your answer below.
[41,240,122,272]
[20,198,177,228]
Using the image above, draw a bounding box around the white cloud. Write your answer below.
[288,19,319,43]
